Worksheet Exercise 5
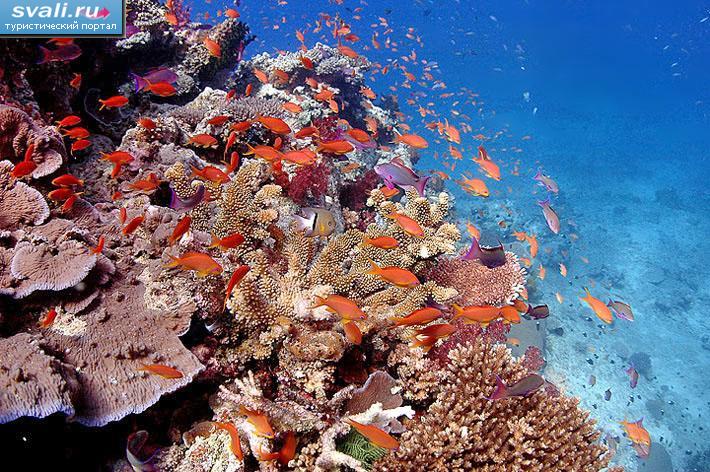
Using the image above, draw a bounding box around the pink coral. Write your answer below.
[432,320,510,364]
[287,160,331,205]
[521,345,546,372]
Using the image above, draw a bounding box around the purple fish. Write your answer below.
[625,364,639,389]
[523,304,550,320]
[537,196,560,234]
[126,430,160,472]
[632,441,651,459]
[488,373,544,401]
[132,68,179,92]
[533,169,559,193]
[374,157,430,196]
[608,300,634,321]
[461,236,506,268]
[169,184,205,211]
[37,44,82,64]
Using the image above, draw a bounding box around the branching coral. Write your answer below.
[376,342,611,471]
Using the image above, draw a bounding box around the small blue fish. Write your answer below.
[374,158,430,196]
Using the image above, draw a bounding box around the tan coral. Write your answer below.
[0,161,50,231]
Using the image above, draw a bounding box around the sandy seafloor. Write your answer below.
[231,0,710,470]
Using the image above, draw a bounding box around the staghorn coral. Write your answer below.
[376,341,611,472]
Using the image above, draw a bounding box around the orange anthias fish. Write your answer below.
[343,321,363,345]
[283,150,316,166]
[138,363,183,379]
[91,235,105,254]
[313,294,366,321]
[241,407,275,438]
[98,95,129,110]
[295,126,318,138]
[278,431,297,465]
[207,115,230,126]
[165,252,223,277]
[347,128,372,143]
[47,187,78,201]
[128,173,161,192]
[56,115,81,128]
[71,139,92,152]
[363,235,399,249]
[214,422,243,460]
[474,146,501,180]
[101,151,134,165]
[283,102,303,113]
[580,288,613,324]
[39,308,58,328]
[344,419,399,450]
[191,165,230,184]
[367,259,420,288]
[203,37,221,57]
[245,144,283,161]
[52,173,84,187]
[224,265,250,308]
[257,116,292,134]
[62,127,90,139]
[69,73,82,89]
[317,140,355,155]
[187,134,219,148]
[390,307,442,326]
[452,304,502,325]
[385,212,424,238]
[394,133,428,149]
[11,144,37,178]
[209,233,245,250]
[169,216,191,246]
[458,176,489,197]
[620,419,651,458]
[122,215,145,236]
[145,81,177,97]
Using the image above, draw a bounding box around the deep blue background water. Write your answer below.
[192,1,710,469]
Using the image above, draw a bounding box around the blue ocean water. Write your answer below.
[197,1,709,470]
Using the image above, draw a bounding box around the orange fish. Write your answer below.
[499,305,521,324]
[257,116,292,134]
[538,264,546,280]
[47,187,78,201]
[214,422,243,460]
[245,83,253,96]
[474,146,501,180]
[98,95,129,110]
[246,144,283,161]
[278,431,296,465]
[620,418,651,450]
[69,73,82,89]
[71,139,92,152]
[118,207,127,225]
[191,165,230,184]
[344,419,399,450]
[283,102,303,113]
[317,140,354,155]
[452,304,501,325]
[169,216,191,246]
[299,55,314,69]
[231,120,252,132]
[128,173,161,192]
[283,150,316,166]
[415,323,456,340]
[138,117,157,129]
[101,151,134,165]
[343,321,362,345]
[241,407,275,438]
[122,215,145,236]
[39,308,57,328]
[394,133,428,149]
[367,259,420,288]
[224,265,250,308]
[580,288,613,324]
[224,151,240,174]
[165,252,223,277]
[379,186,399,198]
[225,8,240,19]
[203,37,221,57]
[363,235,399,249]
[253,68,269,83]
[61,194,78,212]
[295,126,318,138]
[11,160,37,178]
[390,307,442,326]
[559,263,568,277]
[347,128,371,143]
[385,212,424,238]
[209,232,245,250]
[138,363,183,379]
[62,127,90,139]
[313,294,366,321]
[458,176,489,197]
[56,115,81,128]
[187,134,218,148]
[91,235,105,254]
[338,45,358,58]
[145,81,176,97]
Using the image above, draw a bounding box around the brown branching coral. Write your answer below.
[376,342,611,472]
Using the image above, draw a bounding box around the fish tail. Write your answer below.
[292,214,312,234]
[163,255,180,269]
[98,100,106,111]
[414,175,431,197]
[486,375,508,401]
[37,46,51,64]
[461,236,481,261]
[131,73,147,92]
[537,196,550,207]
[365,258,380,276]
[451,303,464,320]
[311,295,326,308]
[208,234,220,249]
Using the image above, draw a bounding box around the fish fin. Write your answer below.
[131,73,147,92]
[537,196,551,207]
[461,237,482,261]
[293,214,314,234]
[366,258,380,276]
[208,234,220,249]
[487,375,508,401]
[451,303,464,320]
[311,296,326,308]
[414,175,430,197]
[162,255,179,269]
[37,46,52,64]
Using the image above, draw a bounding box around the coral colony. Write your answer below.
[0,0,625,470]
